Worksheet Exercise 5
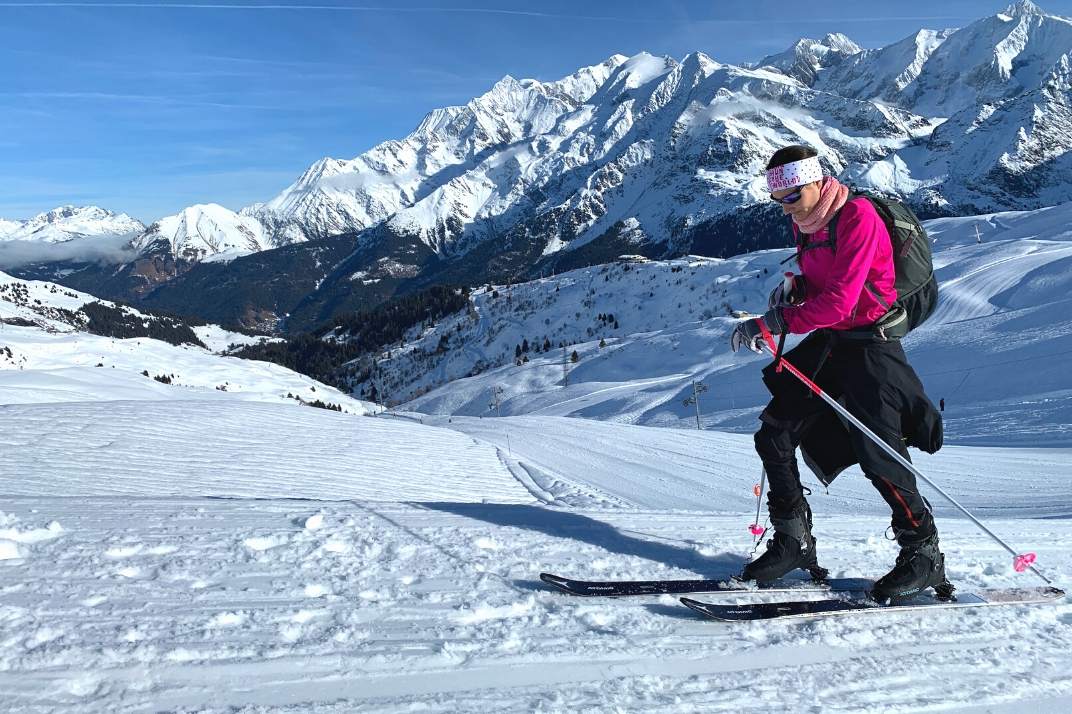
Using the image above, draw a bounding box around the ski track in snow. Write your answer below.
[1,497,1070,713]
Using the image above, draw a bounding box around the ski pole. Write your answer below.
[750,468,767,539]
[754,322,1052,585]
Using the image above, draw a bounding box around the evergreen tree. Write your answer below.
[571,350,579,363]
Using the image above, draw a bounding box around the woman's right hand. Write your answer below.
[768,275,807,309]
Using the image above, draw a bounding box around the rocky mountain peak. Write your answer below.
[1002,0,1044,18]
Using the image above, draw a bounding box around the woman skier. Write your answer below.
[731,145,948,603]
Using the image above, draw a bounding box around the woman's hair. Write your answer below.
[766,145,818,171]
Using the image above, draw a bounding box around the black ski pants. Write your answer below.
[754,331,933,535]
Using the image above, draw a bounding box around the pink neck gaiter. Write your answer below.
[794,176,850,235]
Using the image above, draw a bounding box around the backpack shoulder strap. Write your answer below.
[829,192,892,309]
[823,191,870,256]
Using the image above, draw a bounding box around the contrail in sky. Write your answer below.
[0,4,973,24]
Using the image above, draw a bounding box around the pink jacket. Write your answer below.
[783,198,897,334]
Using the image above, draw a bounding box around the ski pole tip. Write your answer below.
[749,524,766,536]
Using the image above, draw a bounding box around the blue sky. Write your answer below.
[3,0,1072,223]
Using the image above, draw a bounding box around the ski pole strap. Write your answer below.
[757,320,787,372]
[758,322,822,396]
[758,320,777,352]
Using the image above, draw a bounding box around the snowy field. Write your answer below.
[2,204,1072,712]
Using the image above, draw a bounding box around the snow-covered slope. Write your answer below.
[0,270,370,410]
[356,202,1072,449]
[133,203,274,262]
[0,206,144,243]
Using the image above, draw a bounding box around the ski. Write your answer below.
[680,585,1065,622]
[540,571,874,597]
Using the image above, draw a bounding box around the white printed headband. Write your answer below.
[766,156,824,193]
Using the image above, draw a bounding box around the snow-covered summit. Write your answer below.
[134,204,271,263]
[243,56,633,249]
[748,33,863,86]
[0,206,144,243]
[817,0,1072,117]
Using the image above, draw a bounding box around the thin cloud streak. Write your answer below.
[7,91,286,109]
[0,4,974,24]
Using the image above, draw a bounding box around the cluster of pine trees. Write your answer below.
[79,302,207,348]
[234,285,471,392]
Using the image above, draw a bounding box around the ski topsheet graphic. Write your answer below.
[540,572,873,597]
[680,586,1066,622]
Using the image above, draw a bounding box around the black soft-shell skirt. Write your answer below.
[759,331,944,489]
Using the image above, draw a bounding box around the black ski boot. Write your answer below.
[742,502,827,582]
[871,524,954,603]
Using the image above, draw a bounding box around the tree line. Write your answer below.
[79,301,207,348]
[234,285,472,391]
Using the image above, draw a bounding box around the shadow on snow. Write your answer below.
[416,502,747,581]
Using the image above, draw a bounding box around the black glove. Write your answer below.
[763,307,788,335]
[731,319,764,353]
[767,275,808,310]
[730,308,788,354]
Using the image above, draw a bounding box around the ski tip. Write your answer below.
[539,572,570,591]
[679,596,735,621]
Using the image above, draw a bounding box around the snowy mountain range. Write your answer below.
[0,206,144,243]
[14,1,1072,332]
[238,0,1072,252]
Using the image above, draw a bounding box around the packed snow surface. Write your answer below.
[2,204,1072,711]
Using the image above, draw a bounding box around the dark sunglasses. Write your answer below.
[770,189,804,205]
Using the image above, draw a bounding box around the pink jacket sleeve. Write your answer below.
[784,200,885,334]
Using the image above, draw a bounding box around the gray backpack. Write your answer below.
[811,190,938,339]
